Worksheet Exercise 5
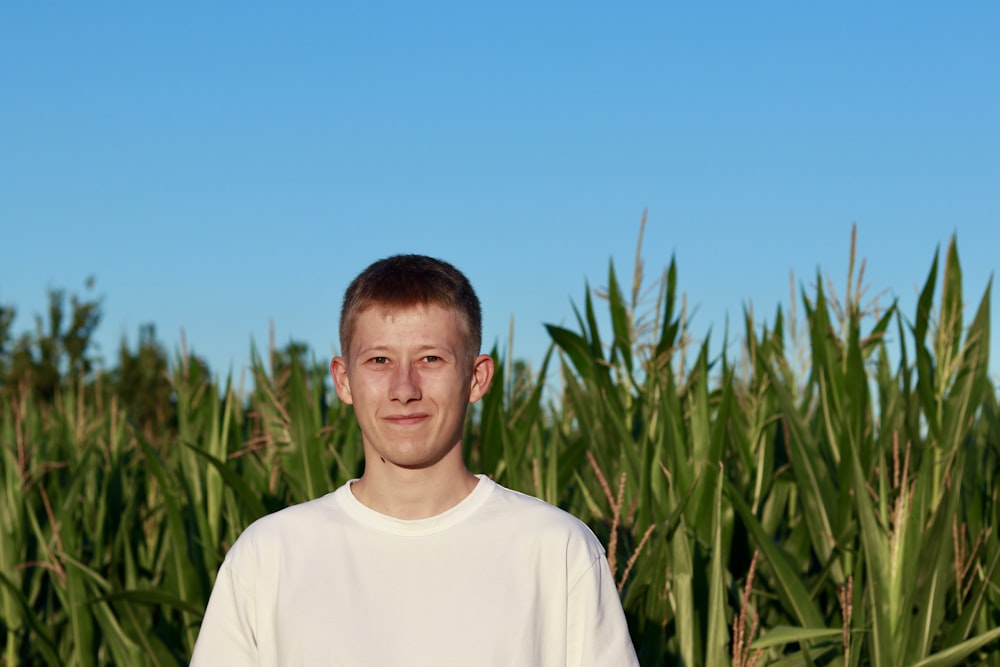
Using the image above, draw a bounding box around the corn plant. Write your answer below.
[1,224,997,666]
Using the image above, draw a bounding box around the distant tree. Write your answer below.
[0,302,15,380]
[63,280,102,377]
[271,340,321,379]
[0,278,101,404]
[113,323,175,437]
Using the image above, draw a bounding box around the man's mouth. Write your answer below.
[385,414,429,426]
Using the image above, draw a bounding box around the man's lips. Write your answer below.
[384,414,429,426]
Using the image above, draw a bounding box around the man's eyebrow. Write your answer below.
[355,342,452,354]
[354,343,391,355]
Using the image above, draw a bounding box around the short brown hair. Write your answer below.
[339,255,483,362]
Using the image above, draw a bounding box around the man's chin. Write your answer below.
[377,446,458,470]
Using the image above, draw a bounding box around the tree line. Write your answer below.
[0,279,323,443]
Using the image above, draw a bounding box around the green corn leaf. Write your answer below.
[943,546,1000,647]
[606,259,634,374]
[670,519,697,667]
[582,284,605,362]
[655,257,680,358]
[287,357,328,502]
[908,446,967,662]
[546,324,595,382]
[96,588,207,617]
[751,625,842,649]
[912,247,940,438]
[727,481,825,629]
[850,442,893,667]
[937,237,964,383]
[183,442,269,524]
[705,463,730,667]
[0,570,64,666]
[765,362,838,572]
[133,423,199,650]
[909,626,1000,667]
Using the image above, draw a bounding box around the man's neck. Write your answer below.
[350,459,480,520]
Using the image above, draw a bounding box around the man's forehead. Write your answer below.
[358,301,458,322]
[348,302,467,340]
[347,303,466,353]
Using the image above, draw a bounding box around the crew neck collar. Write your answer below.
[336,474,496,536]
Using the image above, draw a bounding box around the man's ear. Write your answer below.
[467,353,495,404]
[331,356,354,405]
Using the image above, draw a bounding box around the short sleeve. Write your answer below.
[190,548,258,666]
[566,552,640,666]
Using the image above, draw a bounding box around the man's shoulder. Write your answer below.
[485,481,570,515]
[483,481,604,549]
[231,485,347,547]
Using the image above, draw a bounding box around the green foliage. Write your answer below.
[1,226,997,665]
[1,279,101,404]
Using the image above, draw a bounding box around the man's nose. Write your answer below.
[388,363,421,402]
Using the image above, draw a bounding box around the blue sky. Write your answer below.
[2,3,997,382]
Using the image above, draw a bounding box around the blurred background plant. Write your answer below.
[1,223,997,665]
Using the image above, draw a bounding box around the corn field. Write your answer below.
[1,230,998,666]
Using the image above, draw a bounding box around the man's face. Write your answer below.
[330,303,493,471]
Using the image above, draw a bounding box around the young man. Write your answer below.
[191,255,639,666]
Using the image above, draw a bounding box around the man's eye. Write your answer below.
[424,355,440,363]
[372,356,388,364]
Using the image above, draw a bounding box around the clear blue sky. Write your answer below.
[2,3,997,382]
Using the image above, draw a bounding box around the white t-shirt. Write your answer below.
[190,475,639,666]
